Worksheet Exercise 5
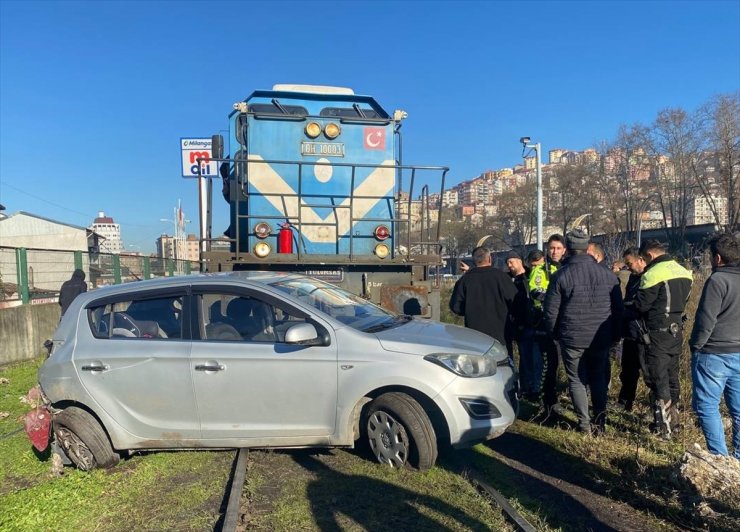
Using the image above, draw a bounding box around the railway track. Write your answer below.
[218,448,536,532]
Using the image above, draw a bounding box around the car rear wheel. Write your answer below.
[54,407,119,471]
[365,392,437,471]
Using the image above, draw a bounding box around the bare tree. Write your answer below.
[601,125,654,239]
[548,162,594,235]
[643,107,704,254]
[696,92,740,232]
[495,179,537,247]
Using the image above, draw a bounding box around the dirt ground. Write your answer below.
[234,440,687,532]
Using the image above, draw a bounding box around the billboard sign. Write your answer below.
[181,138,216,178]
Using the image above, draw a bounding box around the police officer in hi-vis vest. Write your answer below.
[529,234,567,416]
[634,239,692,438]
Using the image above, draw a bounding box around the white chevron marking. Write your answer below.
[247,156,395,242]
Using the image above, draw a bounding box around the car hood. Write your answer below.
[375,319,500,358]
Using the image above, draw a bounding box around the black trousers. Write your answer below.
[537,335,560,406]
[618,339,647,406]
[645,330,682,404]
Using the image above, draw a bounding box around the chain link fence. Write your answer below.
[0,246,199,307]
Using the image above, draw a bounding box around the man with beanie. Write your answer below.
[450,246,517,346]
[543,230,623,434]
[634,239,692,438]
[690,233,740,458]
[59,269,87,316]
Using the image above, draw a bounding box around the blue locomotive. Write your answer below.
[205,84,448,317]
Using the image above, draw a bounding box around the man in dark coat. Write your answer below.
[449,246,517,345]
[543,230,623,434]
[59,269,87,316]
[616,247,650,412]
[506,251,540,400]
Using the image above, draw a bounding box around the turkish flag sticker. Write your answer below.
[364,127,386,150]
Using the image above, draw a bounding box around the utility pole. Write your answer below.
[520,137,543,252]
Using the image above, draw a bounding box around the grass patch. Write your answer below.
[0,358,233,531]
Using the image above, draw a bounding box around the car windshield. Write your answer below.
[269,277,409,332]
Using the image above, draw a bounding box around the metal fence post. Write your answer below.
[143,256,151,279]
[113,255,122,284]
[15,248,30,304]
[74,250,83,271]
[185,261,191,275]
[167,258,174,277]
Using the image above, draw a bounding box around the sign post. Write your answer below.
[181,138,215,272]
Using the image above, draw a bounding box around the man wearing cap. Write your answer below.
[450,246,517,346]
[543,230,623,434]
[506,251,540,400]
[635,239,692,438]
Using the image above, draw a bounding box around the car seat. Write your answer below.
[226,298,274,341]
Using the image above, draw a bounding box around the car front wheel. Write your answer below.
[54,407,119,471]
[365,392,437,471]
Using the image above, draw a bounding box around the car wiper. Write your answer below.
[362,319,396,333]
[362,315,411,333]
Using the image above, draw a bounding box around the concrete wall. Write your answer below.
[0,303,60,365]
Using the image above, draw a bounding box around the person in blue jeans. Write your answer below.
[689,233,740,459]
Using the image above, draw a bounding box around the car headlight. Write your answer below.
[424,352,496,378]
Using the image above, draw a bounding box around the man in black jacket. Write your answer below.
[543,230,623,434]
[634,240,692,438]
[450,246,517,346]
[59,269,87,316]
[616,247,649,412]
[506,251,540,400]
[689,233,740,458]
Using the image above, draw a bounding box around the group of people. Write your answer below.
[449,231,739,459]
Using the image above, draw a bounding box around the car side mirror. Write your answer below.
[284,322,323,346]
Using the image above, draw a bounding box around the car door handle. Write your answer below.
[81,364,109,372]
[195,363,225,372]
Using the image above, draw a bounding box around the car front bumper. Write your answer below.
[436,365,518,448]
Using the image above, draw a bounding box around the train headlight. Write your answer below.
[254,222,272,239]
[374,244,390,259]
[324,123,341,139]
[305,122,322,139]
[374,225,390,241]
[253,242,271,258]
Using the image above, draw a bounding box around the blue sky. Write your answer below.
[1,0,738,252]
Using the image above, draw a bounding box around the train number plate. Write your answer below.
[303,269,344,282]
[301,142,345,157]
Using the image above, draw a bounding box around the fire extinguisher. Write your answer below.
[278,222,293,254]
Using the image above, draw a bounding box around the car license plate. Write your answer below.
[301,142,345,157]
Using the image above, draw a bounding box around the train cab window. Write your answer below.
[320,107,384,119]
[250,103,308,117]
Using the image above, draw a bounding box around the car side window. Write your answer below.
[89,295,183,340]
[198,292,308,343]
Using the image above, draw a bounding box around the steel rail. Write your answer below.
[221,448,249,532]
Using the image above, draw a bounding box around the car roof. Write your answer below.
[81,271,311,300]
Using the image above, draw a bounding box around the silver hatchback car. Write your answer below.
[31,272,517,471]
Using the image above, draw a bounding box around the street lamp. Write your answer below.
[520,137,543,252]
